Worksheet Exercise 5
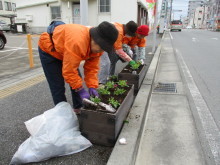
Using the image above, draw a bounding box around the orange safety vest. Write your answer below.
[38,24,103,89]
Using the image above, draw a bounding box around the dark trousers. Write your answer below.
[108,51,119,76]
[38,47,82,109]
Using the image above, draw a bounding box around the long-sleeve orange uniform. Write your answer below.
[38,24,103,90]
[123,35,146,49]
[112,22,132,62]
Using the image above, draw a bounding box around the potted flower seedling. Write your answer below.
[108,75,118,82]
[108,97,121,109]
[113,88,126,96]
[90,96,101,104]
[105,81,117,90]
[97,87,110,95]
[117,80,129,88]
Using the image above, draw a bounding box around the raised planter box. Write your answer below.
[78,85,134,147]
[118,64,148,95]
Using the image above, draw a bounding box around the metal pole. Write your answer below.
[80,0,88,25]
[170,0,173,25]
[152,0,159,53]
[27,34,34,68]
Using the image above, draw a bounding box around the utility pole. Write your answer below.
[152,0,159,53]
[170,0,173,25]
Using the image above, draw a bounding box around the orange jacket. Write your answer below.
[38,24,103,89]
[113,22,124,50]
[123,35,146,49]
[112,22,132,62]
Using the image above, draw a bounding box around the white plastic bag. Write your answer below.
[10,102,92,164]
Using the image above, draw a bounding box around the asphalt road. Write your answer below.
[170,29,220,131]
[0,31,161,164]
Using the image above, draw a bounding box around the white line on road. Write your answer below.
[1,47,38,52]
[211,38,219,40]
[169,32,173,40]
[0,48,22,53]
[176,49,220,165]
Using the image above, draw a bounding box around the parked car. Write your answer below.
[0,20,11,32]
[0,31,7,49]
[170,20,183,31]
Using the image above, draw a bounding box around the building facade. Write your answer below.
[14,0,149,34]
[187,0,204,27]
[0,0,16,24]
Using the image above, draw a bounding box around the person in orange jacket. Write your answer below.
[122,25,149,64]
[98,21,138,84]
[38,21,118,114]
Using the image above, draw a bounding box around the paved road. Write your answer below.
[0,32,161,164]
[170,29,220,129]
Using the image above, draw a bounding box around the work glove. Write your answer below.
[139,59,144,65]
[77,88,90,100]
[89,88,99,97]
[129,60,136,67]
[128,49,133,58]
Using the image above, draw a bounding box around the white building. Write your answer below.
[187,0,204,26]
[194,6,204,28]
[14,0,149,34]
[0,0,16,24]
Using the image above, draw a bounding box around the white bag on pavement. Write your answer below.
[10,102,92,164]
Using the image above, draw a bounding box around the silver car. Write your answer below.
[0,20,10,32]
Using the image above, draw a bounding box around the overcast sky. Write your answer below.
[172,0,189,20]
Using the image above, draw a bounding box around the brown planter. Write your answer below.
[118,64,148,95]
[78,85,134,146]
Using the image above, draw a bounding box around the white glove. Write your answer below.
[140,59,144,65]
[128,49,133,58]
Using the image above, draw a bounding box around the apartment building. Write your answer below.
[14,0,149,34]
[187,0,204,26]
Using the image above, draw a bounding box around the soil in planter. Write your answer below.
[120,64,144,74]
[83,85,132,113]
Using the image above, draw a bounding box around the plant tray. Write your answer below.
[118,64,148,95]
[78,85,134,146]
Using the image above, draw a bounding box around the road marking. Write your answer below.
[0,74,45,99]
[211,38,218,40]
[176,49,220,165]
[4,46,38,50]
[169,32,173,40]
[0,48,22,53]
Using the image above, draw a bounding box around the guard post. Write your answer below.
[27,34,34,68]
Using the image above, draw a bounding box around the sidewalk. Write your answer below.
[107,31,206,165]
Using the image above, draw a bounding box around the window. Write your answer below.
[12,3,16,11]
[198,18,201,20]
[199,10,202,14]
[99,0,110,13]
[0,1,3,10]
[51,6,61,20]
[4,1,12,11]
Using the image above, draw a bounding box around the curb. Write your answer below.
[107,42,162,165]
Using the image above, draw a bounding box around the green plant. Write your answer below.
[117,80,129,87]
[105,81,115,89]
[90,96,101,104]
[108,97,121,108]
[130,62,141,70]
[108,75,118,81]
[97,87,110,95]
[114,88,126,95]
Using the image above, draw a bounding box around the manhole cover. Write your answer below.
[153,82,177,93]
